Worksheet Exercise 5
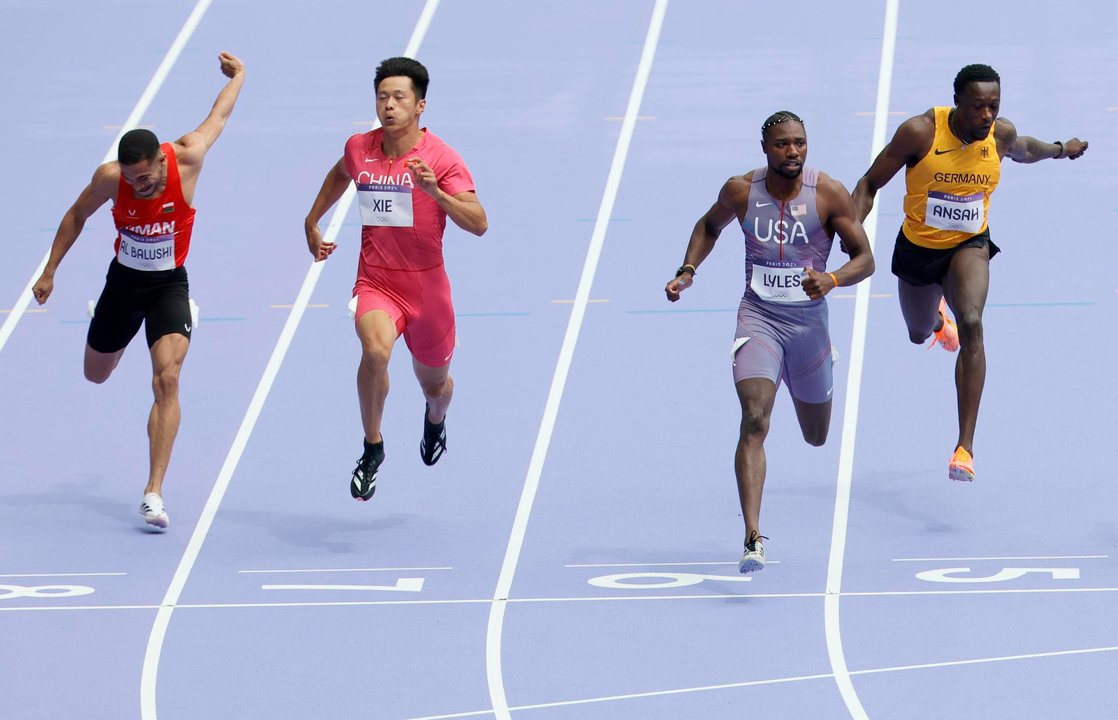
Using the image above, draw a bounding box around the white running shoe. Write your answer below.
[739,534,767,574]
[140,493,169,529]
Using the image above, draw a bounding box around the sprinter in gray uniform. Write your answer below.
[665,111,874,573]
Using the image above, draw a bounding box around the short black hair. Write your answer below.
[118,129,160,165]
[953,64,1000,96]
[761,110,804,140]
[374,57,430,100]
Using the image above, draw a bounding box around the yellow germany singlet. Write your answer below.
[902,107,1000,249]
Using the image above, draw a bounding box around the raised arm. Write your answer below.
[664,176,744,302]
[852,114,932,222]
[32,164,118,304]
[176,52,246,164]
[303,158,352,261]
[997,116,1088,163]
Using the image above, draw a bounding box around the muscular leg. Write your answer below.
[145,333,189,496]
[413,357,453,423]
[941,245,991,455]
[898,277,945,344]
[735,378,778,542]
[356,309,398,444]
[791,397,832,447]
[84,345,125,383]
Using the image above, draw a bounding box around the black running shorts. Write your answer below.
[87,259,192,353]
[891,227,1001,287]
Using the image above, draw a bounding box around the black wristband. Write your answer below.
[1053,140,1064,159]
[675,264,696,277]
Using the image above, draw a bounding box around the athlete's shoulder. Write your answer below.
[993,116,1018,143]
[420,129,467,164]
[91,161,121,194]
[719,173,752,206]
[346,128,381,150]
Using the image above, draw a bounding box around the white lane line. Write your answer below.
[11,583,1118,613]
[484,3,669,718]
[0,572,126,578]
[261,580,425,592]
[825,2,899,719]
[401,643,1118,720]
[565,560,781,567]
[0,0,214,355]
[893,555,1108,562]
[238,566,453,574]
[137,4,441,719]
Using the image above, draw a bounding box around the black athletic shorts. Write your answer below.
[891,227,1000,287]
[87,259,192,353]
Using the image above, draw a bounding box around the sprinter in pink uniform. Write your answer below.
[305,57,487,501]
[32,52,246,529]
[665,112,874,573]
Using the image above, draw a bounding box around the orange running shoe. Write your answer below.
[928,298,960,352]
[948,446,975,482]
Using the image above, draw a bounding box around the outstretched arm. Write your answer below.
[664,177,742,302]
[852,114,931,222]
[32,165,118,304]
[997,117,1088,163]
[303,159,352,261]
[176,52,246,163]
[802,176,875,301]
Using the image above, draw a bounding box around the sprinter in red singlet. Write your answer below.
[305,57,487,502]
[32,52,246,529]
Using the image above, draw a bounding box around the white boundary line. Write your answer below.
[401,643,1118,720]
[893,555,1108,562]
[137,3,441,718]
[9,582,1118,613]
[0,572,126,578]
[824,1,899,719]
[484,2,669,717]
[238,566,453,573]
[565,560,780,567]
[0,0,214,355]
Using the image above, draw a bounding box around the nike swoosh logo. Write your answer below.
[755,202,773,208]
[364,158,378,163]
[934,147,962,155]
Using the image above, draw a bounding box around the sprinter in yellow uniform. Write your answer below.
[853,64,1087,482]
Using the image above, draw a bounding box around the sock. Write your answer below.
[363,439,384,462]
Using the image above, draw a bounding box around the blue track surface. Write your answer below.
[1,1,1116,718]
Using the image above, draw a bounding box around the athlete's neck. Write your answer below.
[763,172,802,202]
[380,125,425,158]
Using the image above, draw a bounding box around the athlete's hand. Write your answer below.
[665,273,692,302]
[801,267,835,301]
[305,223,335,262]
[1063,138,1088,160]
[218,52,244,79]
[31,273,53,305]
[406,158,439,196]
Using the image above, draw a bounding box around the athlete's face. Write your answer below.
[953,82,1000,142]
[762,121,807,180]
[120,153,166,199]
[376,76,426,130]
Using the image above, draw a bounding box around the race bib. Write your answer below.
[750,263,811,303]
[357,183,414,227]
[925,191,984,233]
[117,228,175,271]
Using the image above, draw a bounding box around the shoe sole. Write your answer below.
[143,514,169,529]
[949,466,975,482]
[739,558,765,574]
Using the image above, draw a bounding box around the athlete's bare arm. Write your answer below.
[174,52,246,182]
[802,174,876,300]
[405,158,487,236]
[31,164,119,304]
[664,175,749,302]
[995,117,1088,163]
[852,111,936,222]
[304,158,352,261]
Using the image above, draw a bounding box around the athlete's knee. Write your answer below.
[907,329,930,345]
[359,343,392,375]
[151,366,181,402]
[739,406,770,441]
[955,311,984,346]
[420,376,452,401]
[802,425,828,447]
[84,366,111,384]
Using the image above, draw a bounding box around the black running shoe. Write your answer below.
[420,403,447,466]
[351,445,384,501]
